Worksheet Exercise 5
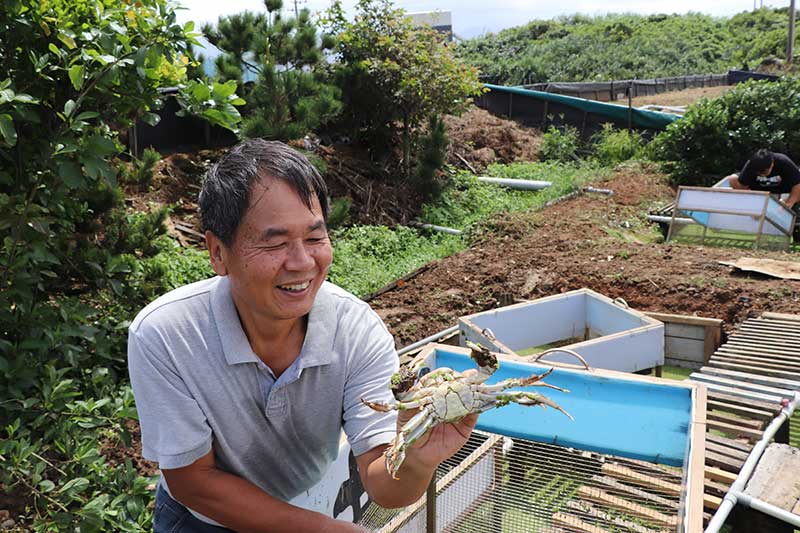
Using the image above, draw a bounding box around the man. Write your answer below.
[727,149,800,209]
[128,139,477,532]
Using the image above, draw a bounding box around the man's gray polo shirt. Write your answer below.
[128,276,398,520]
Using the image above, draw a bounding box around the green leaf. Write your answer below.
[75,111,99,121]
[39,480,55,492]
[48,43,59,55]
[58,161,83,189]
[57,33,76,50]
[59,477,89,495]
[68,64,85,91]
[64,99,76,118]
[0,114,17,146]
[141,111,160,126]
[213,80,237,98]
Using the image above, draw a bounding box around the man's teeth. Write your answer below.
[278,281,310,292]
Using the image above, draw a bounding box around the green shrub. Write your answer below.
[121,148,161,188]
[651,77,800,185]
[591,123,644,166]
[327,197,352,230]
[329,225,462,296]
[539,125,580,163]
[411,116,450,200]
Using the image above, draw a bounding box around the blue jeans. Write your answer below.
[154,484,233,533]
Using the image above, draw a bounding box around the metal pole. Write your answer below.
[425,475,436,533]
[789,0,796,65]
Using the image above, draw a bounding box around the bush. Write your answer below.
[591,123,644,166]
[650,77,800,185]
[539,125,580,163]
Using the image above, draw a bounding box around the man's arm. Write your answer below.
[727,174,748,190]
[355,413,478,508]
[163,449,368,533]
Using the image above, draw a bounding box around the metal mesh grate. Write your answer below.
[359,430,687,533]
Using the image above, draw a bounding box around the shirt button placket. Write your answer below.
[267,388,287,418]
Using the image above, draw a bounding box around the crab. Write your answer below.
[362,341,584,479]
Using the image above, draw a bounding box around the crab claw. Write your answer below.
[466,340,499,373]
[361,398,395,412]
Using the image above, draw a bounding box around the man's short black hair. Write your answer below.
[749,149,774,173]
[199,139,329,247]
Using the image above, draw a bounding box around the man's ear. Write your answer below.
[206,231,229,276]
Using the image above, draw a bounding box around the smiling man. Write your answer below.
[128,139,476,532]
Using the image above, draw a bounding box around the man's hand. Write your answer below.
[396,409,478,473]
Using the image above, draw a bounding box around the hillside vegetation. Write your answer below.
[456,8,795,84]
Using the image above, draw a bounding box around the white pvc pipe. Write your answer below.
[705,392,800,532]
[583,186,614,195]
[416,223,462,235]
[647,215,696,225]
[729,490,800,527]
[477,177,552,190]
[397,325,459,357]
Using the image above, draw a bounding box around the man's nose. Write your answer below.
[285,241,316,270]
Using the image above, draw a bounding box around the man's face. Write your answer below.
[209,176,333,323]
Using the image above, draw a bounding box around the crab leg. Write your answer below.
[386,408,436,479]
[361,396,433,412]
[475,391,574,421]
[478,368,569,394]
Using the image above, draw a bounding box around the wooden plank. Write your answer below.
[706,410,763,430]
[707,360,800,382]
[705,324,722,364]
[721,342,800,359]
[665,336,705,362]
[705,466,738,485]
[707,391,781,414]
[575,486,678,529]
[563,501,662,533]
[699,366,800,390]
[719,341,800,358]
[551,512,611,533]
[762,312,800,323]
[706,419,763,442]
[644,311,723,328]
[689,373,794,398]
[706,399,774,422]
[705,440,750,461]
[739,324,800,340]
[712,354,800,373]
[706,433,755,453]
[743,443,800,510]
[705,449,745,471]
[727,333,800,349]
[601,464,681,497]
[704,478,732,497]
[664,322,707,340]
[705,492,722,510]
[591,475,679,510]
[700,380,785,404]
[606,457,683,483]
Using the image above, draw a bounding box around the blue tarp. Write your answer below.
[434,348,693,466]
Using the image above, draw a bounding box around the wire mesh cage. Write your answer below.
[359,430,689,533]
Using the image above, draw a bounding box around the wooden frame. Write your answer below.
[644,312,723,369]
[667,186,795,251]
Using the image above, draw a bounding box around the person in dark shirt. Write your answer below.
[728,149,800,208]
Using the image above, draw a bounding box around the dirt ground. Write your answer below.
[370,165,800,346]
[630,85,731,108]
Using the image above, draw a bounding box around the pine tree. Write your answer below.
[412,116,450,200]
[202,0,341,140]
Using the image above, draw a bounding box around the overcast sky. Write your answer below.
[175,0,791,40]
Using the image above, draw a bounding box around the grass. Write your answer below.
[329,162,604,297]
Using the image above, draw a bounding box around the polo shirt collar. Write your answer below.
[210,276,336,369]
